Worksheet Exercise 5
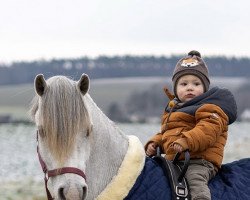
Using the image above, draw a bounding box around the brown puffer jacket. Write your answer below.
[145,87,237,168]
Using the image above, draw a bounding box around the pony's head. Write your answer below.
[30,74,92,200]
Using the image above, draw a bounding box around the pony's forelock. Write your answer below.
[30,76,91,165]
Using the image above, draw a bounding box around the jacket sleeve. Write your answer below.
[145,110,169,150]
[174,104,229,152]
[144,133,162,151]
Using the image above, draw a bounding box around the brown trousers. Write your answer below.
[185,159,217,200]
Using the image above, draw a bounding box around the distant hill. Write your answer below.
[0,76,249,123]
[0,55,250,85]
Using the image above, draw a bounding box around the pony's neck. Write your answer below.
[85,95,129,199]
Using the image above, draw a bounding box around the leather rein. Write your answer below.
[36,131,87,200]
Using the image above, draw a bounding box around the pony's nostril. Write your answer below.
[58,184,87,200]
[59,187,66,200]
[82,186,87,199]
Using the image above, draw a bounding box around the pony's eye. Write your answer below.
[86,125,93,137]
[38,128,45,138]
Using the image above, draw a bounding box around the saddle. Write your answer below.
[153,150,191,200]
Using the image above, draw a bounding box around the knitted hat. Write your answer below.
[172,50,210,98]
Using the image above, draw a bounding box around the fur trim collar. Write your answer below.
[95,135,145,200]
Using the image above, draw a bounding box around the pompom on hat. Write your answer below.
[172,50,210,98]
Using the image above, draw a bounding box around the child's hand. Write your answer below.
[146,142,157,156]
[173,143,183,152]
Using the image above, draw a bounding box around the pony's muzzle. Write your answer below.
[58,182,88,200]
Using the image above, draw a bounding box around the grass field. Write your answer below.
[1,180,46,200]
[0,76,247,120]
[0,84,34,120]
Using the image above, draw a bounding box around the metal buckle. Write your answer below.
[175,185,187,197]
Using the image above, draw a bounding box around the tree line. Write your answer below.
[0,55,250,85]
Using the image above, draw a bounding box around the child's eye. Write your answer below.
[180,82,187,86]
[195,82,201,86]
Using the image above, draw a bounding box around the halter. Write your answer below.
[36,131,87,200]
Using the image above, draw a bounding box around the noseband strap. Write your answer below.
[48,167,86,179]
[36,131,86,200]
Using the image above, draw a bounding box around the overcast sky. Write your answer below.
[1,0,250,63]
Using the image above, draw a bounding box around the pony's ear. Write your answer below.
[77,74,89,95]
[35,74,47,96]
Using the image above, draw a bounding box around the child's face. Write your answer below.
[176,74,204,103]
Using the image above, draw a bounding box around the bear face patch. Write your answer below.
[181,58,199,67]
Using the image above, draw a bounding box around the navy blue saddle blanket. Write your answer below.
[125,157,250,200]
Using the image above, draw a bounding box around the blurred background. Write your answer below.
[1,0,250,199]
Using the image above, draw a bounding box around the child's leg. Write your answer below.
[185,159,216,200]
